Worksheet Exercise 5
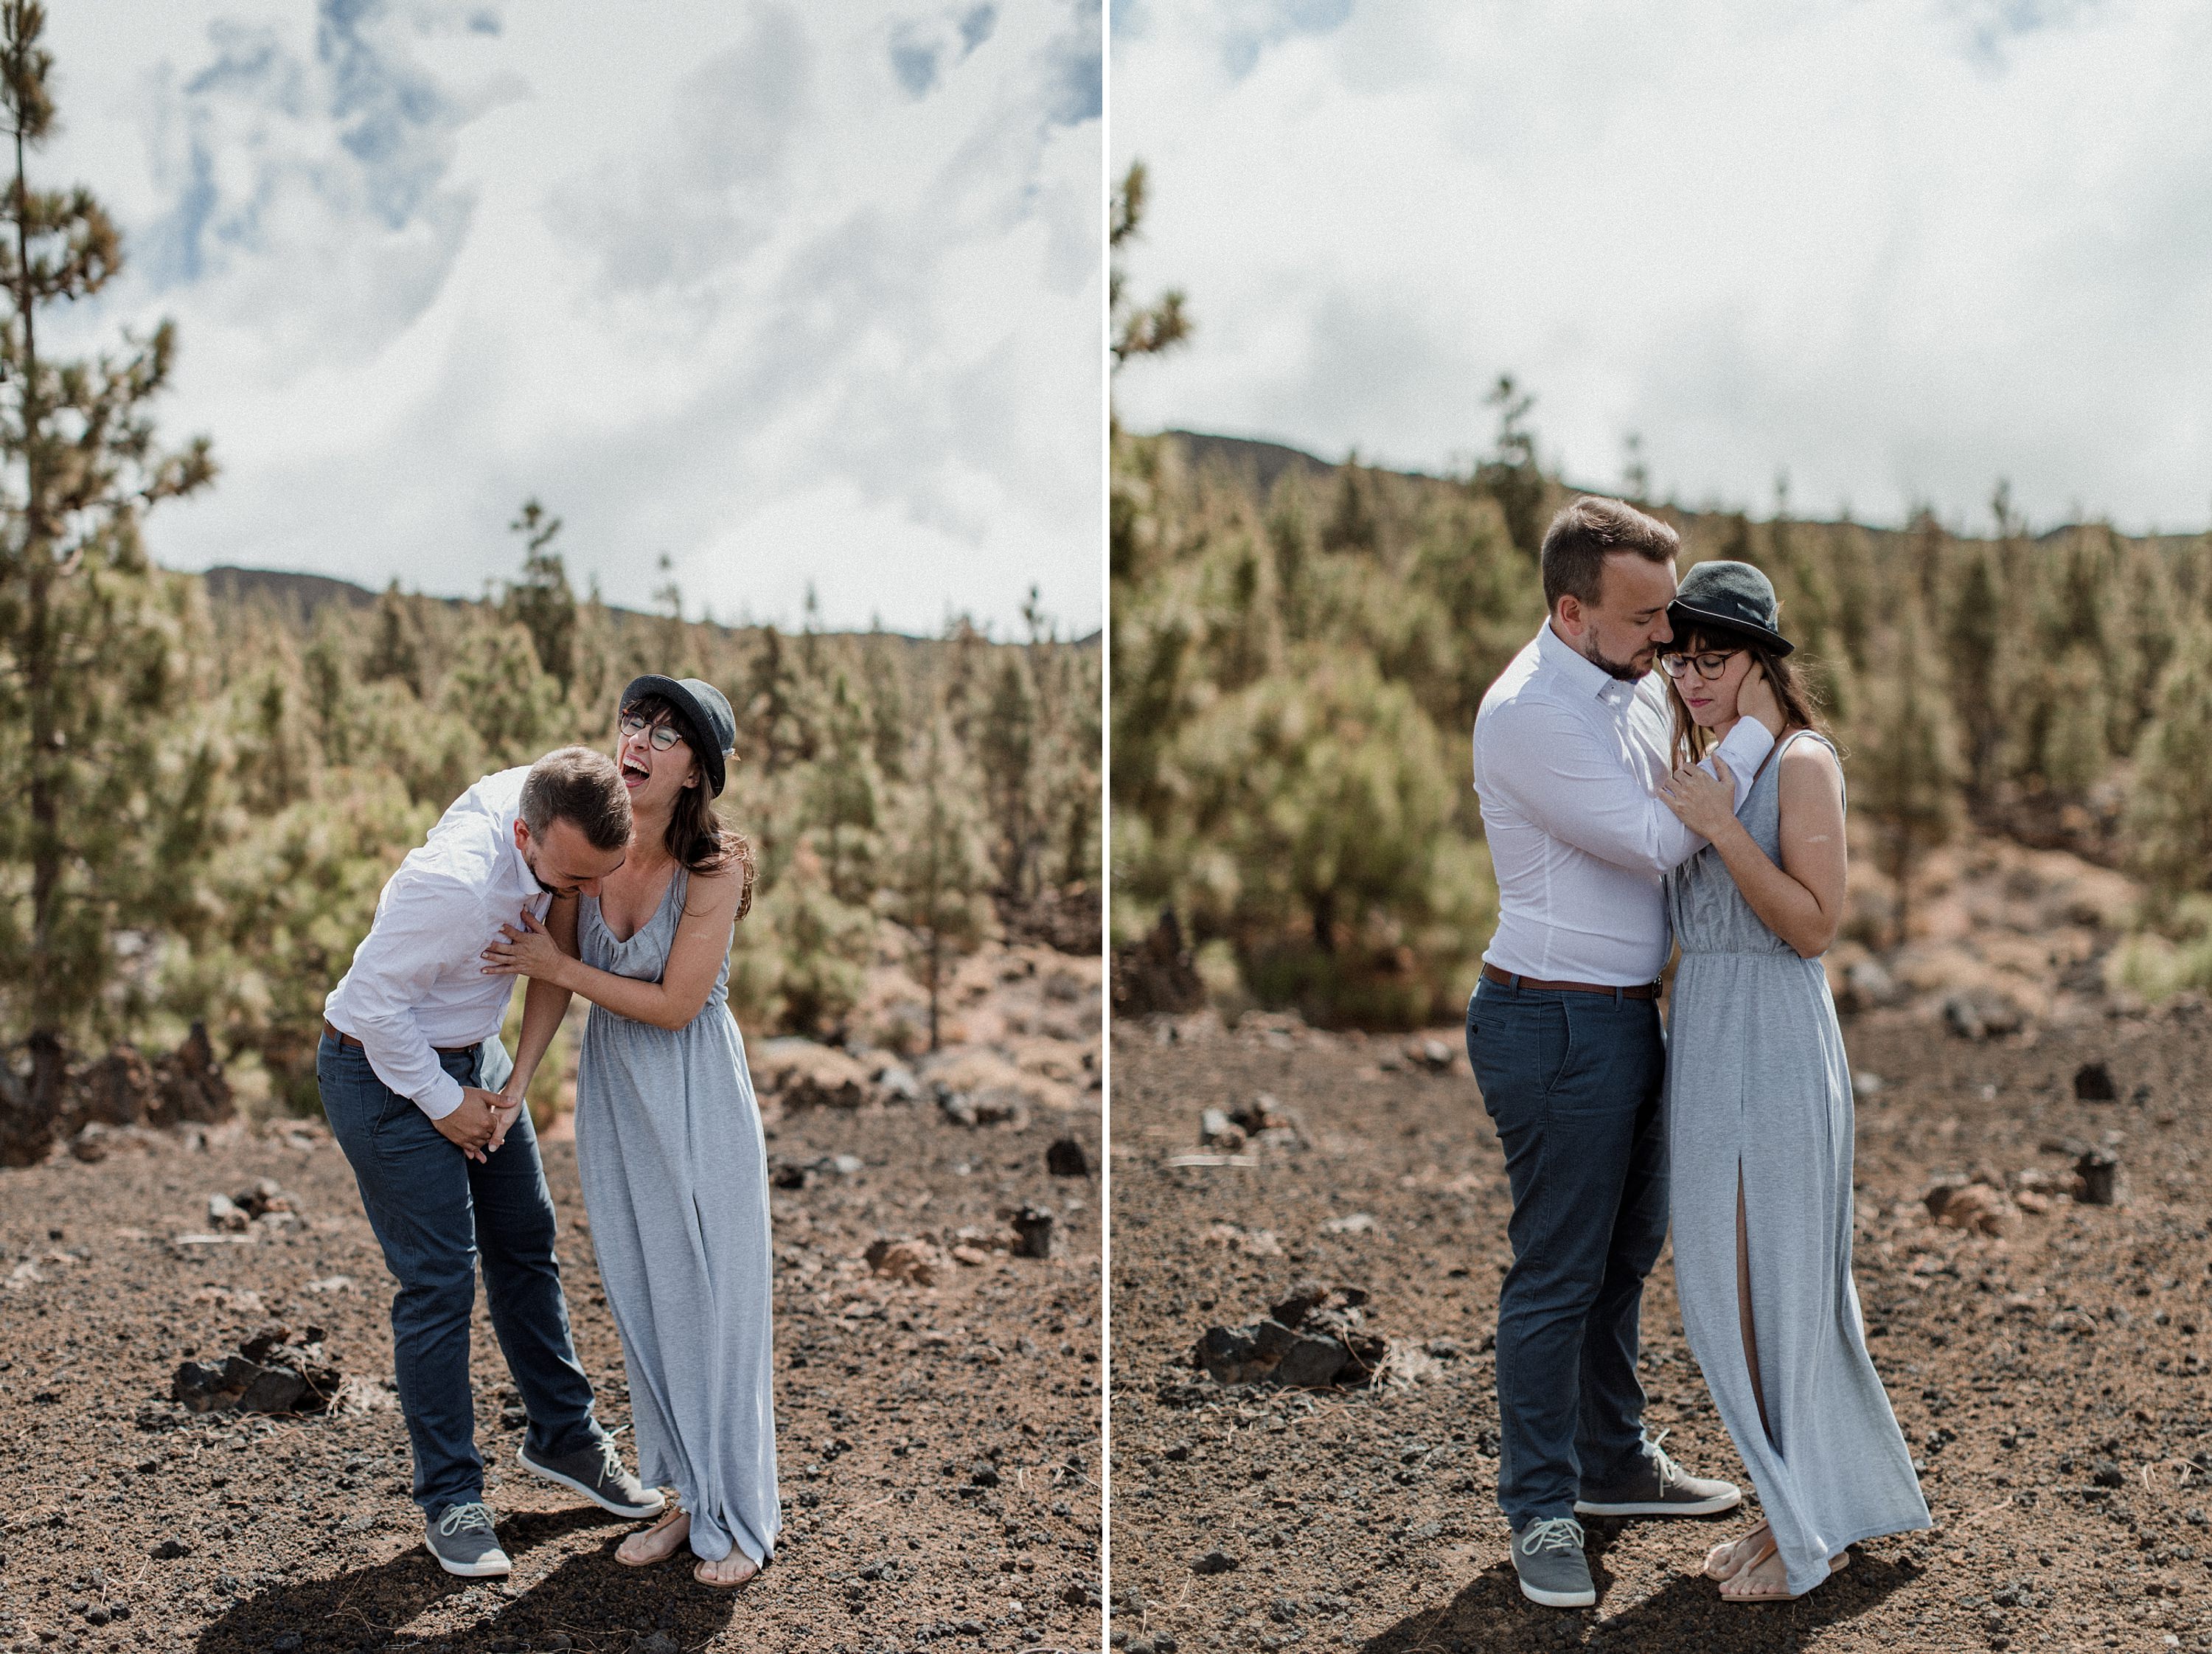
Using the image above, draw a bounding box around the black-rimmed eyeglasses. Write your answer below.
[619,712,684,751]
[1656,650,1744,681]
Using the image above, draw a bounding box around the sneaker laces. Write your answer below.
[437,1501,497,1539]
[594,1435,628,1485]
[1517,1516,1585,1556]
[1645,1428,1683,1491]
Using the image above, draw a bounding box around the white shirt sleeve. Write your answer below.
[1479,698,1775,878]
[338,870,482,1120]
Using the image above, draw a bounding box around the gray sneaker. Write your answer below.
[1511,1516,1596,1608]
[425,1502,511,1578]
[1573,1437,1741,1518]
[516,1436,665,1518]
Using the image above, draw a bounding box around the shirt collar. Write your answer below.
[1538,619,1639,709]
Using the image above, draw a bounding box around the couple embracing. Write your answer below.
[1467,498,1931,1608]
[317,675,776,1588]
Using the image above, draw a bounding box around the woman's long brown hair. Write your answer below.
[622,691,755,920]
[1663,622,1829,774]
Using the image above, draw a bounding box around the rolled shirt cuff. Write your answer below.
[414,1071,467,1121]
[1714,715,1775,794]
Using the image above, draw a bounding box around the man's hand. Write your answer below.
[1736,659,1785,737]
[432,1086,520,1162]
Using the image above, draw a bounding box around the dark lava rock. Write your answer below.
[2077,1150,2121,1206]
[1944,993,2024,1041]
[2074,1062,2118,1102]
[1194,1282,1387,1387]
[2093,1459,2126,1488]
[1012,1205,1059,1259]
[1046,1136,1091,1177]
[172,1325,340,1415]
[1192,1549,1239,1575]
[152,1537,192,1560]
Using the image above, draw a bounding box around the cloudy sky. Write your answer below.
[38,1,1101,634]
[1110,0,2212,535]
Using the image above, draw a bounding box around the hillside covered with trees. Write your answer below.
[1110,423,2212,1028]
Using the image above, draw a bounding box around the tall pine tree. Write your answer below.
[0,2,218,1160]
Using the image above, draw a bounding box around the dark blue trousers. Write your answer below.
[1466,976,1669,1530]
[317,1032,605,1517]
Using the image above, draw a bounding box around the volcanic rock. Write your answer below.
[1945,992,2025,1041]
[1194,1282,1387,1388]
[171,1324,340,1415]
[865,1238,942,1286]
[940,1087,1030,1129]
[754,1039,875,1111]
[1046,1136,1091,1177]
[2073,1062,2118,1102]
[1198,1108,1245,1150]
[2076,1150,2122,1206]
[206,1193,251,1232]
[1403,1038,1454,1074]
[1929,1181,2019,1237]
[1011,1205,1059,1259]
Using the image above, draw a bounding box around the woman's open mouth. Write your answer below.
[620,758,650,789]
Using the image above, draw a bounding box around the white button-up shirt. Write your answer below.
[324,767,550,1120]
[1472,620,1775,985]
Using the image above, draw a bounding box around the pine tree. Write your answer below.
[980,652,1037,902]
[886,709,994,1052]
[0,2,220,1160]
[1110,161,1191,369]
[807,669,883,906]
[361,580,425,695]
[1475,376,1546,559]
[1852,608,1963,945]
[2127,616,2212,900]
[1942,544,2002,797]
[504,497,577,692]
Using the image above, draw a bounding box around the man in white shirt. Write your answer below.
[1467,496,1783,1609]
[319,747,663,1579]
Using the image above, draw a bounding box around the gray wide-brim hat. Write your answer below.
[621,675,737,796]
[1668,560,1793,656]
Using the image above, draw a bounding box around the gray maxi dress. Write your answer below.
[573,868,780,1568]
[1663,730,1928,1595]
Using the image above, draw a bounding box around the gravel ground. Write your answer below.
[1108,1003,2212,1654]
[0,1080,1102,1653]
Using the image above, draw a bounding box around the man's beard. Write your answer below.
[1580,635,1649,683]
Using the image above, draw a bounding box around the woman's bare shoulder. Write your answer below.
[678,858,747,916]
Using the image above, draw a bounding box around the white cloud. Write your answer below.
[35,0,1102,635]
[1110,0,2212,533]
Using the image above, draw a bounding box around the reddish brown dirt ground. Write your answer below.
[1109,1004,2212,1654]
[0,1090,1102,1653]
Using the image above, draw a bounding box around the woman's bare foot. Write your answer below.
[693,1549,761,1588]
[1717,1538,1851,1602]
[1703,1520,1770,1580]
[616,1505,689,1566]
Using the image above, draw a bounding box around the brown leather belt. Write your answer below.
[1481,962,1660,1000]
[322,1018,481,1057]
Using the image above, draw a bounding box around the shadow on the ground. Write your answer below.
[194,1506,746,1653]
[1359,1526,1918,1654]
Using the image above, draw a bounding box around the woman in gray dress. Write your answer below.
[1651,562,1929,1603]
[483,675,777,1588]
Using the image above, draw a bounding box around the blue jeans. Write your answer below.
[317,1032,605,1517]
[1466,976,1669,1531]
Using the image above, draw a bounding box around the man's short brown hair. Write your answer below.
[519,747,632,852]
[1540,496,1680,611]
